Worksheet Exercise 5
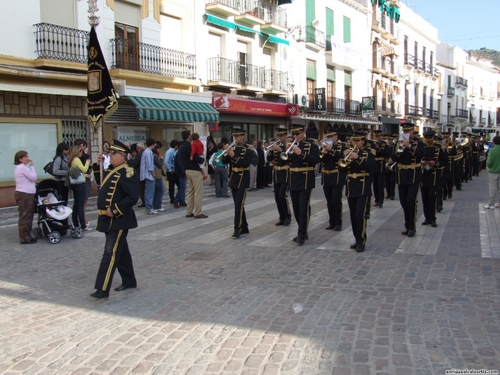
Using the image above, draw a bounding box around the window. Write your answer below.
[114,23,139,70]
[306,0,315,25]
[343,16,351,43]
[327,66,335,112]
[0,121,58,182]
[161,14,182,51]
[326,8,334,50]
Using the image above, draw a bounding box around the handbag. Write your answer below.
[69,167,85,185]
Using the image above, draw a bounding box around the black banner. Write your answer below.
[314,88,326,112]
[87,27,118,129]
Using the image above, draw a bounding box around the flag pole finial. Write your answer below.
[88,0,100,27]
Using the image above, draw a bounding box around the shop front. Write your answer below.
[210,96,299,143]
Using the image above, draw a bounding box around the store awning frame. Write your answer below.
[126,96,220,123]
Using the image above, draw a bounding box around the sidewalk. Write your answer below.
[0,172,499,374]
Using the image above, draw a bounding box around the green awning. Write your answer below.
[127,96,219,123]
[236,24,261,34]
[266,34,290,46]
[206,14,235,29]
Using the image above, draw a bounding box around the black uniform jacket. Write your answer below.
[96,163,139,233]
[288,138,320,191]
[422,142,449,187]
[223,142,254,189]
[374,140,390,173]
[267,143,289,184]
[344,146,376,198]
[321,141,347,187]
[392,135,424,185]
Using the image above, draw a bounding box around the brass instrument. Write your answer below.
[446,135,454,152]
[319,138,333,158]
[264,140,283,160]
[460,136,470,147]
[395,140,405,154]
[213,140,236,163]
[280,138,298,160]
[338,146,358,168]
[386,161,397,171]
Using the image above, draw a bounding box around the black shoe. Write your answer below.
[385,195,390,199]
[431,222,437,228]
[180,203,187,207]
[374,202,379,207]
[443,196,447,201]
[390,196,395,200]
[138,204,145,208]
[275,221,284,226]
[283,217,291,226]
[232,230,240,239]
[114,285,137,292]
[296,237,305,245]
[325,225,335,230]
[292,236,298,242]
[407,230,416,237]
[356,244,365,253]
[365,214,370,220]
[456,187,462,191]
[401,230,409,235]
[448,193,452,199]
[422,221,430,225]
[240,227,249,234]
[173,202,180,208]
[90,290,109,299]
[20,237,37,244]
[378,204,383,208]
[437,206,443,213]
[350,243,357,249]
[334,225,342,231]
[464,179,468,183]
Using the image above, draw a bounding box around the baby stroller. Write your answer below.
[33,179,84,244]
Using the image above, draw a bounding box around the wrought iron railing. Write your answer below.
[404,53,415,67]
[455,76,468,87]
[264,69,288,92]
[238,0,287,26]
[456,109,468,119]
[406,104,424,116]
[111,38,196,79]
[34,23,89,63]
[481,118,486,125]
[447,87,455,96]
[242,63,265,89]
[448,115,456,124]
[327,97,345,114]
[207,57,240,84]
[347,100,361,116]
[301,25,325,49]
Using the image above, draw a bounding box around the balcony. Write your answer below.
[346,100,361,116]
[235,1,288,32]
[241,63,266,91]
[415,59,425,72]
[448,115,456,124]
[110,38,196,80]
[405,104,424,117]
[404,54,415,68]
[456,109,468,119]
[447,87,455,97]
[424,108,438,119]
[205,0,240,17]
[263,69,288,94]
[297,25,325,51]
[327,97,345,114]
[34,22,89,69]
[481,118,486,125]
[455,76,468,87]
[206,57,241,89]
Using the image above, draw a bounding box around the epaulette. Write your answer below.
[125,166,134,178]
[247,144,254,151]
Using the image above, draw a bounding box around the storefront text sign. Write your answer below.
[212,96,299,118]
[117,126,147,143]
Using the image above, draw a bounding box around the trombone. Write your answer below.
[213,140,236,163]
[338,146,358,168]
[386,161,397,171]
[280,138,298,160]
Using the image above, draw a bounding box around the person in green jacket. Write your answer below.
[484,136,500,209]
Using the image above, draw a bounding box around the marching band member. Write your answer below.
[320,127,347,231]
[222,128,254,239]
[441,132,457,200]
[421,130,448,227]
[388,122,424,238]
[452,132,464,191]
[286,124,320,245]
[266,128,292,226]
[434,133,446,213]
[385,134,398,200]
[342,131,376,253]
[372,130,389,208]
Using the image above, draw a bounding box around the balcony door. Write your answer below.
[115,23,139,70]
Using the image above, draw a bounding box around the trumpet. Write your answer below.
[386,161,397,171]
[319,138,333,158]
[213,141,236,163]
[338,146,358,168]
[446,136,454,152]
[264,140,283,152]
[280,138,298,160]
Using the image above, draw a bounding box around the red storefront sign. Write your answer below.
[212,96,298,118]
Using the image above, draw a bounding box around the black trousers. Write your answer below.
[347,195,369,245]
[373,170,385,205]
[94,229,136,292]
[443,170,454,198]
[385,171,396,198]
[472,156,480,176]
[166,172,180,203]
[454,161,463,188]
[435,175,444,209]
[323,184,344,227]
[290,189,312,240]
[232,187,248,231]
[398,183,420,231]
[421,185,437,223]
[274,181,291,222]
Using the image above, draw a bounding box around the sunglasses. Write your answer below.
[292,132,302,136]
[110,149,124,155]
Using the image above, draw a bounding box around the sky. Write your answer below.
[404,0,500,51]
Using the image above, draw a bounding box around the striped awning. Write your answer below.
[127,96,220,123]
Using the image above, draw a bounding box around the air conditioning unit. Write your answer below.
[299,93,310,107]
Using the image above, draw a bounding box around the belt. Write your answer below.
[232,167,249,172]
[398,163,421,169]
[98,209,108,216]
[290,167,314,172]
[322,169,339,174]
[348,173,369,178]
[375,157,385,161]
[273,165,289,171]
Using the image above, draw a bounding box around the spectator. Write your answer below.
[165,140,180,206]
[140,138,157,214]
[129,142,145,207]
[211,142,230,198]
[484,136,500,209]
[206,137,217,185]
[153,141,166,212]
[177,130,208,218]
[14,150,37,244]
[249,140,258,191]
[68,145,91,231]
[190,133,207,180]
[92,140,110,188]
[52,142,70,205]
[74,139,92,227]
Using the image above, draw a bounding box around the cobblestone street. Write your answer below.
[0,173,499,375]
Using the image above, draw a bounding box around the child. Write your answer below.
[42,197,73,219]
[190,133,207,180]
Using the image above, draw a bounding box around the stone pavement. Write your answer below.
[0,173,499,375]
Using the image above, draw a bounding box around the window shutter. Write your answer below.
[306,60,316,80]
[326,8,334,37]
[306,0,315,25]
[327,66,335,81]
[343,16,351,43]
[344,72,352,87]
